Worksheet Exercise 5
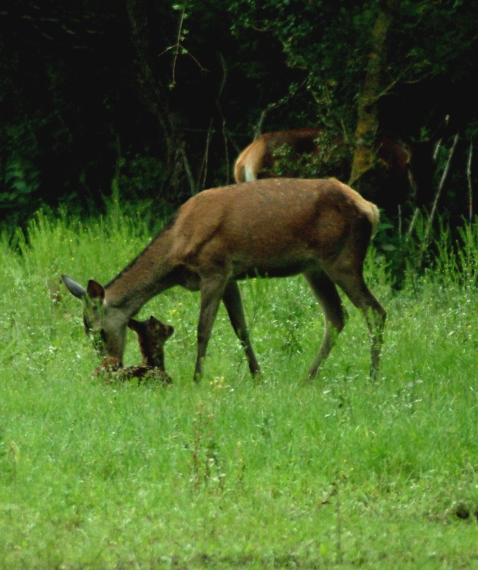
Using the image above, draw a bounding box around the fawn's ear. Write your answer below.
[62,275,86,299]
[86,280,105,301]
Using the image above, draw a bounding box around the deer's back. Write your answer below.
[170,178,377,270]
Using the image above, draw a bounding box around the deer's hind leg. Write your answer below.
[304,269,348,379]
[326,268,386,380]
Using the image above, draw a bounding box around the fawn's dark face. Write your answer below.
[147,318,174,343]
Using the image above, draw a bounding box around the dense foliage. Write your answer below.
[1,1,478,232]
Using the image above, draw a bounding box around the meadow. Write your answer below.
[2,202,478,569]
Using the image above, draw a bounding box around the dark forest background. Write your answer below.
[1,0,478,240]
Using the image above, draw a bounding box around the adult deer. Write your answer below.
[234,128,417,213]
[233,129,338,183]
[62,178,386,381]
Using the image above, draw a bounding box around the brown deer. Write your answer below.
[233,128,416,213]
[120,316,174,383]
[233,129,339,183]
[62,178,386,381]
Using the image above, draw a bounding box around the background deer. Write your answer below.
[233,129,338,183]
[119,316,174,383]
[233,128,430,214]
[62,178,386,381]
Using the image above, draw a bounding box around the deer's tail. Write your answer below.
[364,201,380,232]
[234,161,246,183]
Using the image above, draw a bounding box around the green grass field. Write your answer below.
[2,206,478,568]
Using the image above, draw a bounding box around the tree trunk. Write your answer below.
[350,1,397,196]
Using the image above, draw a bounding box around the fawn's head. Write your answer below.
[128,316,174,367]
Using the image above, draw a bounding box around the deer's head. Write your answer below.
[62,275,127,368]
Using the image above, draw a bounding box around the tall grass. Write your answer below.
[2,205,478,568]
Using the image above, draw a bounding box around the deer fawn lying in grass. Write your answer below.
[119,316,174,383]
[62,178,386,381]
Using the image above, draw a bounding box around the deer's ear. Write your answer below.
[61,275,86,299]
[86,280,105,301]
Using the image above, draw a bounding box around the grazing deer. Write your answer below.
[233,128,419,212]
[120,316,174,383]
[62,178,386,381]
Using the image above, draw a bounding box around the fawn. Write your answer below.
[120,316,174,383]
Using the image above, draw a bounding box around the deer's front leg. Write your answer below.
[194,277,227,381]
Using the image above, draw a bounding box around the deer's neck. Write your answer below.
[104,227,175,317]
